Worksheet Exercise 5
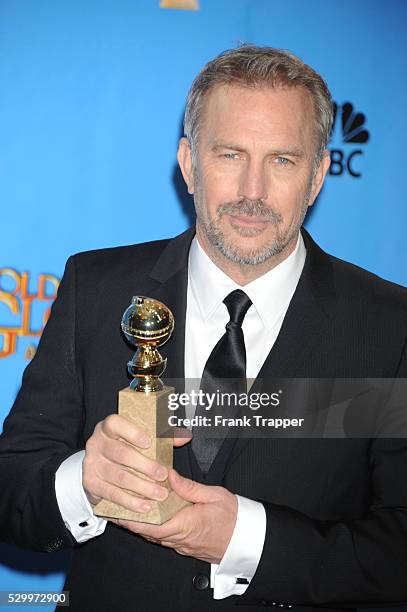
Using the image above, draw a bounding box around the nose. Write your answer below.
[238,159,268,202]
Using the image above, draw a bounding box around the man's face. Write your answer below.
[178,84,330,267]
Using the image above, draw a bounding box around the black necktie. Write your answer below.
[191,289,252,473]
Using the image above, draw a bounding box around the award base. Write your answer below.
[93,386,191,524]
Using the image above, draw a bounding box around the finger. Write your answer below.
[100,438,168,481]
[159,540,179,550]
[94,482,154,514]
[124,515,189,541]
[140,506,196,541]
[174,547,189,557]
[140,535,159,544]
[100,414,151,449]
[168,469,217,503]
[100,462,169,502]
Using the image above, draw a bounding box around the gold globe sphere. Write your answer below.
[121,296,174,347]
[122,296,174,392]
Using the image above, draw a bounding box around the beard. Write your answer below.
[197,193,311,266]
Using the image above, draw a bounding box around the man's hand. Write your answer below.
[111,469,238,565]
[82,414,190,513]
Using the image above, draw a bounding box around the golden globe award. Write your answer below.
[93,296,190,524]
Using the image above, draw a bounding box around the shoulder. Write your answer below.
[303,229,407,316]
[56,228,194,315]
[67,236,173,281]
[311,245,407,374]
[55,234,188,341]
[326,254,407,370]
[328,253,407,313]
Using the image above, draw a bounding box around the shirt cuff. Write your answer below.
[210,494,266,599]
[55,450,107,543]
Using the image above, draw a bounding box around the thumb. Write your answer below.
[168,469,216,503]
[173,427,192,447]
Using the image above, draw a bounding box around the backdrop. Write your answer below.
[1,0,406,607]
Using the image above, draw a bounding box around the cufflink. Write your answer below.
[235,577,249,585]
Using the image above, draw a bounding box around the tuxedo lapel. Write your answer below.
[146,227,195,381]
[146,227,195,477]
[254,228,336,379]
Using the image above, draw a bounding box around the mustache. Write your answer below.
[216,198,282,223]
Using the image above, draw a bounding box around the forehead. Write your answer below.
[199,83,315,150]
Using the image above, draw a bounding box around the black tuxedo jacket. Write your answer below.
[1,228,407,612]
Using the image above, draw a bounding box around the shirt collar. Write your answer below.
[188,232,306,330]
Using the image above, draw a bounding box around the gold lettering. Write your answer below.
[37,274,59,301]
[20,271,36,300]
[0,330,17,358]
[21,295,37,336]
[0,289,20,315]
[24,344,37,360]
[0,268,60,358]
[0,268,21,296]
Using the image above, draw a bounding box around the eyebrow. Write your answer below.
[211,143,305,158]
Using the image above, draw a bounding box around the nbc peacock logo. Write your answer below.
[329,101,370,178]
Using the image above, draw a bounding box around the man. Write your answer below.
[1,45,407,611]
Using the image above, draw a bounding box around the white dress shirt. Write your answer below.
[55,231,306,599]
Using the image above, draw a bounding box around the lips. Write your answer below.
[228,214,269,228]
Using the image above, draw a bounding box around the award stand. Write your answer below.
[93,296,190,524]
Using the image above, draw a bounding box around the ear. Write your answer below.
[308,150,331,206]
[177,137,195,194]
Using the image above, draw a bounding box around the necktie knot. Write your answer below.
[225,321,239,332]
[223,290,252,327]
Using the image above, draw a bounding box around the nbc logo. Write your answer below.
[329,102,370,178]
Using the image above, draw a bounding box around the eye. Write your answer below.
[221,152,240,160]
[275,156,291,165]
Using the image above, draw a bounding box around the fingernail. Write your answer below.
[139,435,151,448]
[155,466,167,480]
[154,486,168,501]
[142,502,152,512]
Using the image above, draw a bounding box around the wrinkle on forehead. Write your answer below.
[198,83,317,160]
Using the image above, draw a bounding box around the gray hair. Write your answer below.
[184,44,333,166]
